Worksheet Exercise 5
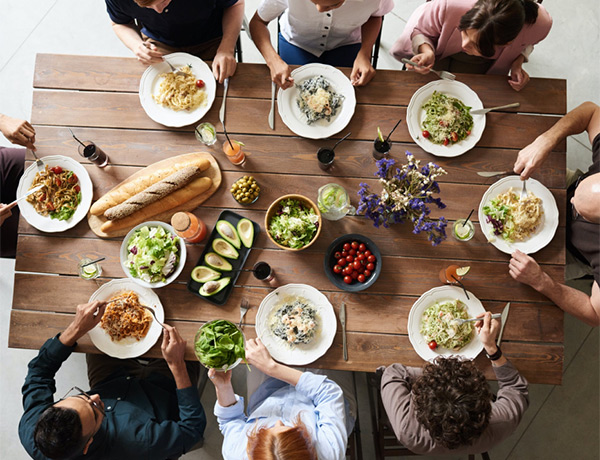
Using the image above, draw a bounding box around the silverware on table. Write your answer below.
[497,302,510,347]
[268,82,276,130]
[162,58,186,76]
[238,298,249,328]
[6,184,43,210]
[140,304,165,329]
[452,313,502,326]
[477,171,512,177]
[29,149,44,167]
[340,302,348,361]
[219,77,230,127]
[471,102,520,115]
[401,58,456,81]
[519,179,528,200]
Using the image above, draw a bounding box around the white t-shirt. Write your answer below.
[258,0,394,57]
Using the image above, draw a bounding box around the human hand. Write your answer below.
[513,134,552,179]
[269,58,294,89]
[475,311,501,354]
[212,50,237,84]
[509,250,548,291]
[0,203,13,226]
[406,46,434,74]
[508,64,530,91]
[245,338,277,375]
[134,41,164,65]
[0,114,36,150]
[61,301,107,346]
[161,324,187,368]
[351,53,376,86]
[208,368,233,388]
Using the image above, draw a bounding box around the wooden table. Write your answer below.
[10,53,567,384]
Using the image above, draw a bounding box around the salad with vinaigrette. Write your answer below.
[420,299,473,350]
[421,91,474,146]
[126,225,180,283]
[268,198,319,249]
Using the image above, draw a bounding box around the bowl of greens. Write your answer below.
[265,194,322,251]
[194,319,246,371]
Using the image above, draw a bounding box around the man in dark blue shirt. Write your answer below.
[19,301,206,459]
[105,0,244,83]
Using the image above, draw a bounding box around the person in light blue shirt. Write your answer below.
[208,337,353,460]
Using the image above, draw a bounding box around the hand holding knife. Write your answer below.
[219,77,229,128]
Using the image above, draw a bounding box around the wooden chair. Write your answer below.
[346,372,363,460]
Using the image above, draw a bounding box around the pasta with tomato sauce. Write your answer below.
[101,291,152,342]
[26,165,81,220]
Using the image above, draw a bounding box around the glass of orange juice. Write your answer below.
[439,265,470,284]
[223,140,246,166]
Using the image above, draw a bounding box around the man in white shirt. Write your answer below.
[250,0,393,88]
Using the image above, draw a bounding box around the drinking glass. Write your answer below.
[78,141,109,168]
[317,148,335,170]
[452,219,475,241]
[78,258,102,280]
[195,122,217,146]
[317,184,356,221]
[223,140,246,166]
[253,261,274,281]
[372,138,391,160]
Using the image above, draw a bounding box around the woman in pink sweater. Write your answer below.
[390,0,552,91]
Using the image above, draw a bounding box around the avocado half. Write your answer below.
[204,252,233,271]
[199,277,231,296]
[216,220,241,249]
[237,218,254,248]
[212,238,239,260]
[191,266,221,283]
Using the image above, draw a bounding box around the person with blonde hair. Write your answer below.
[209,338,353,459]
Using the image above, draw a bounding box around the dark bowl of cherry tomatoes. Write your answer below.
[323,234,382,292]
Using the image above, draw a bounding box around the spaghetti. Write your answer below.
[26,165,81,220]
[101,291,152,342]
[483,188,543,242]
[152,65,207,111]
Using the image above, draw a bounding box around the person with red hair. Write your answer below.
[208,338,354,460]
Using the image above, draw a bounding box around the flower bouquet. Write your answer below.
[357,152,448,246]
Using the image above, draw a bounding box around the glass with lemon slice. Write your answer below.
[439,264,470,284]
[317,183,356,221]
[78,258,102,280]
[452,219,475,241]
[373,126,392,160]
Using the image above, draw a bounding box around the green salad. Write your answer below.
[268,198,319,249]
[194,320,246,370]
[421,91,473,145]
[483,195,515,242]
[420,299,473,350]
[126,225,180,283]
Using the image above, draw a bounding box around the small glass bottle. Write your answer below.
[171,212,207,243]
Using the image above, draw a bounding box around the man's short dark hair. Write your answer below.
[412,356,493,450]
[34,406,85,459]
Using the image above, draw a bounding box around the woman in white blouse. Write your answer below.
[249,0,394,88]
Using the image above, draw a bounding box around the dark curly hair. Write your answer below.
[34,406,85,459]
[412,356,492,449]
[459,0,540,57]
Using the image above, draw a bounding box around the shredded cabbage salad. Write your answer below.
[126,225,180,283]
[483,194,515,242]
[268,198,319,249]
[421,91,473,145]
[420,299,473,350]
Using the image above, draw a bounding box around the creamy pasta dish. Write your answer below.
[420,299,473,350]
[270,296,318,345]
[296,76,344,125]
[101,291,152,342]
[26,165,81,220]
[421,91,473,145]
[483,188,543,242]
[153,65,207,111]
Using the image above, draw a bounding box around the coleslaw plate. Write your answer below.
[255,283,337,366]
[88,279,165,359]
[478,176,559,254]
[277,64,356,139]
[406,80,485,157]
[17,155,93,233]
[408,285,485,362]
[139,52,216,128]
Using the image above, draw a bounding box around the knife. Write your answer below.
[497,302,510,347]
[219,77,229,126]
[340,302,347,361]
[6,184,44,210]
[268,82,276,130]
[471,102,520,115]
[477,171,512,177]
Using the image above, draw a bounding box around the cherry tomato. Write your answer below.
[343,243,351,251]
[334,251,342,259]
[351,241,359,249]
[357,265,365,273]
[341,250,348,257]
[364,250,372,257]
[467,130,471,135]
[333,265,342,274]
[364,269,372,277]
[343,275,352,284]
[366,263,375,271]
[344,266,354,275]
[337,258,346,267]
[357,254,365,261]
[359,243,366,252]
[357,274,366,283]
[428,340,438,350]
[353,261,361,270]
[51,166,63,174]
[55,178,61,186]
[422,130,430,138]
[346,255,354,263]
[195,79,205,88]
[351,271,359,279]
[450,131,458,142]
[46,202,55,211]
[349,248,356,256]
[74,185,81,193]
[367,255,376,263]
[38,193,46,202]
[443,138,449,146]
[68,174,78,183]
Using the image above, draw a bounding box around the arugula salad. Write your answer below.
[268,198,319,249]
[126,225,180,283]
[421,91,473,146]
[420,299,473,350]
[194,320,246,370]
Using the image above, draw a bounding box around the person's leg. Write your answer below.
[278,33,319,65]
[86,353,143,389]
[0,147,25,258]
[319,43,362,68]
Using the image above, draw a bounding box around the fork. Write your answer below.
[140,304,165,329]
[452,313,502,326]
[238,298,250,328]
[30,149,44,167]
[401,58,456,81]
[519,179,528,200]
[163,58,187,76]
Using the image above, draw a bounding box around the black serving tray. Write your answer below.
[187,210,261,306]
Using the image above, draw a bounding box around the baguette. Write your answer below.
[100,176,212,233]
[104,166,200,220]
[90,157,210,215]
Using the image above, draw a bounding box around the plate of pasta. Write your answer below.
[88,279,165,359]
[139,52,216,128]
[406,80,485,157]
[478,176,559,254]
[277,64,356,139]
[17,155,92,232]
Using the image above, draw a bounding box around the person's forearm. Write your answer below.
[111,21,144,53]
[357,16,382,60]
[215,383,237,407]
[249,13,281,68]
[218,0,244,55]
[483,343,508,367]
[59,324,83,347]
[266,362,303,386]
[169,362,192,389]
[540,101,600,149]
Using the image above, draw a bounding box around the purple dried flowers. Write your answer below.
[357,152,448,246]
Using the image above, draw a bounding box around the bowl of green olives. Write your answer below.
[231,176,260,205]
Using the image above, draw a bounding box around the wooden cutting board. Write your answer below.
[88,152,221,238]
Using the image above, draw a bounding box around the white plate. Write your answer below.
[406,80,485,157]
[255,283,337,366]
[277,64,356,139]
[478,176,559,255]
[139,52,216,128]
[120,221,187,289]
[88,279,165,359]
[16,155,93,233]
[408,285,485,362]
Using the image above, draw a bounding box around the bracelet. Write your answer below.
[485,347,503,361]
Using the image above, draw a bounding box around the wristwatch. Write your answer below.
[486,347,503,361]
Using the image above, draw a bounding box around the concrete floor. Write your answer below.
[0,1,598,459]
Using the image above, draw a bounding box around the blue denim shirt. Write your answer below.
[214,372,351,460]
[19,336,206,460]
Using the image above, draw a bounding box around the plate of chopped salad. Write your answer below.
[407,80,485,157]
[265,194,322,250]
[408,285,485,362]
[277,63,356,139]
[120,221,187,288]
